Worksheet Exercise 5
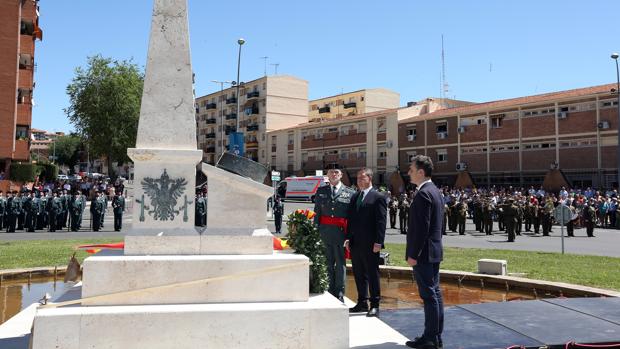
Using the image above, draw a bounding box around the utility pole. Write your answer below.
[260,56,269,76]
[270,63,280,75]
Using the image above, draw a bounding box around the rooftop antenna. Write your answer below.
[260,56,269,76]
[270,63,280,75]
[441,34,450,100]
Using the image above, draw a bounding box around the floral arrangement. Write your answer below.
[286,209,328,294]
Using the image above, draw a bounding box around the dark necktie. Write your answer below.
[332,186,337,198]
[356,191,364,210]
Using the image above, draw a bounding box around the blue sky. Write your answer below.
[34,0,620,133]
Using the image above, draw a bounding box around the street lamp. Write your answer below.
[235,38,245,132]
[211,80,233,157]
[612,52,620,188]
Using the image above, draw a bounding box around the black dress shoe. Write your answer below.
[349,303,369,313]
[366,307,379,317]
[338,296,344,303]
[405,337,438,349]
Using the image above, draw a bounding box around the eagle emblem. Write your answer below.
[141,169,188,221]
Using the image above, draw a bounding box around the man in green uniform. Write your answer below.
[15,191,24,230]
[48,191,63,232]
[112,191,126,231]
[0,190,6,231]
[314,167,355,302]
[398,194,410,235]
[388,195,398,229]
[503,198,518,242]
[22,190,33,232]
[515,200,523,236]
[195,191,206,227]
[70,191,83,232]
[448,198,458,233]
[457,198,468,235]
[473,196,483,232]
[91,190,104,232]
[273,196,284,234]
[6,191,19,232]
[482,200,494,235]
[584,199,597,237]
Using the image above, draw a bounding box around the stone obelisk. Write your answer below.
[127,0,202,235]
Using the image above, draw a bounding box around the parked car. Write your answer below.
[69,174,82,181]
[57,174,69,181]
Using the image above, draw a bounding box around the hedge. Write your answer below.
[9,163,58,182]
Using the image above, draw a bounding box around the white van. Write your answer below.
[280,176,329,202]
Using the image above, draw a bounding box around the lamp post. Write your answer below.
[235,38,245,132]
[211,80,233,157]
[612,52,620,188]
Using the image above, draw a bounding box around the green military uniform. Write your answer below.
[48,194,63,232]
[26,194,39,232]
[112,194,126,231]
[195,194,206,227]
[542,199,554,236]
[448,200,458,232]
[91,194,105,232]
[0,192,6,230]
[503,200,518,242]
[457,201,468,235]
[6,194,19,232]
[16,193,24,230]
[515,202,523,235]
[314,183,355,301]
[388,197,398,229]
[36,194,48,230]
[482,202,493,235]
[70,194,83,231]
[473,199,483,232]
[398,196,410,234]
[531,202,541,234]
[566,205,576,237]
[22,193,33,231]
[524,202,533,232]
[584,203,596,237]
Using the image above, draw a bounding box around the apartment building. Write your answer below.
[30,129,64,161]
[398,84,619,189]
[0,0,41,175]
[268,98,460,184]
[195,75,308,164]
[308,88,399,123]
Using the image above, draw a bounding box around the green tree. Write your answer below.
[65,55,143,176]
[54,134,83,170]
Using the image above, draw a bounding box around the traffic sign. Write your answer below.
[553,204,572,226]
[271,171,281,182]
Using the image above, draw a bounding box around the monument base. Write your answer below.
[124,228,273,255]
[82,253,309,305]
[32,293,348,349]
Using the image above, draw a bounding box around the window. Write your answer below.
[491,116,503,128]
[436,122,447,133]
[340,125,353,135]
[340,151,349,160]
[15,125,28,140]
[407,151,418,163]
[378,146,387,159]
[359,147,367,158]
[287,156,294,165]
[301,131,309,140]
[302,153,308,162]
[271,135,276,143]
[262,82,266,90]
[288,134,294,145]
[407,129,417,139]
[271,156,276,165]
[358,122,367,133]
[327,127,338,133]
[377,118,386,133]
[436,149,447,163]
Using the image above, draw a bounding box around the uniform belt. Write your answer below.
[319,216,348,233]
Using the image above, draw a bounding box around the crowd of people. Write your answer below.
[0,176,127,233]
[389,185,617,242]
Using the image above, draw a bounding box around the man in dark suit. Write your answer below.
[405,155,445,349]
[345,168,387,317]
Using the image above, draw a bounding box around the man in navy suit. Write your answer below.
[345,168,387,317]
[405,155,445,349]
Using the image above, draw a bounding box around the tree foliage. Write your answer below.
[286,209,329,294]
[54,134,83,169]
[65,55,143,175]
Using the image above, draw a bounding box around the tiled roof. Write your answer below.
[400,83,617,123]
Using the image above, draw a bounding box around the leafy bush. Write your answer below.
[38,163,58,182]
[286,209,328,294]
[9,163,38,182]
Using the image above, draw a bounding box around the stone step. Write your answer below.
[33,293,348,349]
[81,253,309,305]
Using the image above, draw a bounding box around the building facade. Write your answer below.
[267,98,456,184]
[196,75,308,164]
[30,128,64,162]
[308,88,399,123]
[398,84,619,189]
[0,0,41,176]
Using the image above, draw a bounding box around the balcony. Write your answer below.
[206,103,217,110]
[246,124,259,132]
[344,102,356,109]
[246,91,260,99]
[225,113,238,120]
[245,108,259,115]
[318,106,331,114]
[225,126,237,135]
[226,97,237,104]
[246,141,259,149]
[205,133,216,139]
[206,118,217,124]
[205,147,216,153]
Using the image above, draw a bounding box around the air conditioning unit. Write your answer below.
[456,162,467,171]
[437,132,448,139]
[457,126,466,134]
[598,121,610,129]
[407,135,416,141]
[550,162,559,170]
[558,112,568,119]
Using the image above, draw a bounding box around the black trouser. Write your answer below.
[457,218,465,235]
[92,212,101,231]
[399,214,408,234]
[114,212,123,231]
[48,212,57,232]
[533,217,540,234]
[17,212,24,230]
[525,217,532,231]
[585,221,595,237]
[414,262,444,345]
[542,216,551,236]
[27,212,36,232]
[389,212,396,228]
[484,219,493,235]
[351,245,381,307]
[566,221,574,237]
[506,221,515,242]
[6,214,16,232]
[516,218,522,235]
[474,216,482,232]
[274,213,282,233]
[71,213,80,231]
[0,213,4,230]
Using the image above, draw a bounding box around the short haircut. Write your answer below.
[357,167,373,179]
[327,168,342,174]
[412,155,433,177]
